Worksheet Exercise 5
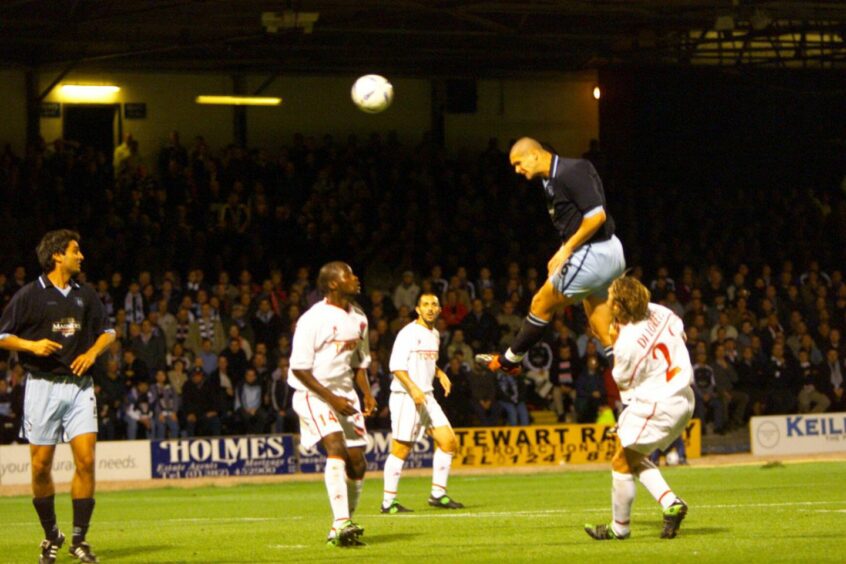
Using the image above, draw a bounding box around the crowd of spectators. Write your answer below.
[0,128,845,442]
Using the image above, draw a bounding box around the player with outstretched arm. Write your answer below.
[288,261,376,547]
[0,230,115,564]
[584,276,693,541]
[381,292,464,514]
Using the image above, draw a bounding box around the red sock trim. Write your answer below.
[658,489,673,504]
[614,519,630,525]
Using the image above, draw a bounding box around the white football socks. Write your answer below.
[347,478,363,516]
[611,471,635,537]
[324,457,349,525]
[382,454,405,507]
[431,448,453,497]
[638,467,677,509]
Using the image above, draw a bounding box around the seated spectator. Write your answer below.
[188,302,226,353]
[122,348,150,389]
[132,318,167,373]
[462,298,498,352]
[496,372,529,426]
[441,290,468,328]
[167,358,189,395]
[150,369,180,439]
[252,297,283,348]
[763,342,799,414]
[823,348,845,412]
[712,343,749,429]
[692,351,725,434]
[446,329,474,370]
[796,350,831,413]
[270,357,298,433]
[235,368,268,434]
[438,354,473,428]
[392,270,420,310]
[496,300,521,348]
[469,361,499,426]
[574,356,606,423]
[181,368,222,437]
[124,380,155,440]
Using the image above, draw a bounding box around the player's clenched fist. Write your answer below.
[28,339,62,356]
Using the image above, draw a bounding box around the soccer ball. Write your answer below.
[665,449,680,466]
[351,74,394,113]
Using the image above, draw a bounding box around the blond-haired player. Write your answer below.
[382,292,464,513]
[585,276,693,541]
[288,262,376,547]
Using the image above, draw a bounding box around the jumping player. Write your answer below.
[476,137,626,375]
[382,292,463,514]
[288,261,377,547]
[0,230,115,564]
[584,276,693,540]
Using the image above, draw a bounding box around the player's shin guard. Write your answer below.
[636,459,677,509]
[431,448,453,497]
[382,454,405,506]
[71,498,95,545]
[33,495,60,541]
[611,471,635,538]
[324,457,350,524]
[506,314,550,363]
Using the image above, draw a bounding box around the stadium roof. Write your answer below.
[1,1,845,77]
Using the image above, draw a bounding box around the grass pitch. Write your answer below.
[3,461,845,563]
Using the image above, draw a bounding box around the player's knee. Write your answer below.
[75,452,96,474]
[391,441,412,460]
[31,458,52,481]
[348,455,366,479]
[436,436,458,455]
[611,449,631,474]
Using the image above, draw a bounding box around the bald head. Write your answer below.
[509,137,551,180]
[510,137,543,159]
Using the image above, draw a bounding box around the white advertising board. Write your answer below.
[750,412,846,457]
[0,440,151,486]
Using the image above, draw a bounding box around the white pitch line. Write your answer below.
[2,500,844,527]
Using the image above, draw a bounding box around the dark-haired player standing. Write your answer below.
[0,230,114,563]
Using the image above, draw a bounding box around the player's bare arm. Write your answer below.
[436,367,452,397]
[354,368,377,416]
[291,368,358,415]
[548,210,606,277]
[70,331,116,376]
[0,335,63,356]
[392,369,426,405]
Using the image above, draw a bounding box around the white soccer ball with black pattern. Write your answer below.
[351,74,394,113]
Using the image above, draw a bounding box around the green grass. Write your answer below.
[3,461,845,563]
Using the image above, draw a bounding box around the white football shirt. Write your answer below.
[389,321,440,393]
[287,300,371,391]
[612,303,692,403]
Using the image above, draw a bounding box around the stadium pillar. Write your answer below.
[232,73,248,147]
[25,68,40,151]
[430,79,446,146]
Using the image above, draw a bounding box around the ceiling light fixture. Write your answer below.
[195,95,282,106]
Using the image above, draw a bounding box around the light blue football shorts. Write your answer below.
[550,234,626,301]
[21,374,98,445]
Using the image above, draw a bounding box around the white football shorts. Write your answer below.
[616,386,695,455]
[21,375,98,445]
[550,234,626,301]
[292,387,367,449]
[390,391,450,443]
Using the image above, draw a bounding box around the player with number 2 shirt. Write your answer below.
[584,275,694,541]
